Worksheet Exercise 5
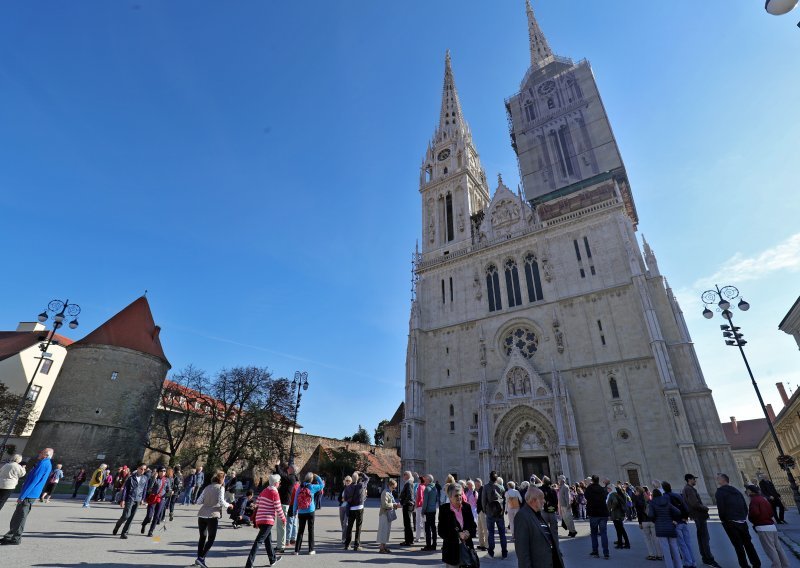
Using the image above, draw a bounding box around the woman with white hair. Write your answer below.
[377,478,400,553]
[245,473,286,568]
[0,455,26,511]
[338,475,352,543]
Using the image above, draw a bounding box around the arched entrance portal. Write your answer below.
[492,404,557,483]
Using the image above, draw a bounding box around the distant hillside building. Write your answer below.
[383,402,404,455]
[0,323,73,454]
[25,297,170,468]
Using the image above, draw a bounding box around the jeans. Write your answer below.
[197,517,218,559]
[722,521,761,568]
[0,489,12,511]
[344,507,363,548]
[245,524,276,568]
[339,504,349,542]
[72,481,84,498]
[275,504,288,548]
[589,516,609,555]
[2,498,34,543]
[659,536,683,568]
[114,501,139,536]
[425,511,437,548]
[295,512,315,552]
[83,486,97,506]
[695,517,715,563]
[675,522,695,566]
[485,514,507,554]
[142,500,167,535]
[181,488,194,505]
[287,513,298,541]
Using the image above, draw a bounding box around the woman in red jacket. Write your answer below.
[245,474,286,568]
[746,485,789,568]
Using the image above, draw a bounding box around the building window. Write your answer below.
[110,371,119,381]
[503,326,539,359]
[524,254,544,302]
[441,279,446,304]
[486,264,502,312]
[40,358,53,375]
[598,320,606,345]
[407,425,412,438]
[573,239,582,261]
[28,385,42,403]
[583,236,593,259]
[609,377,620,399]
[558,126,575,176]
[445,193,455,242]
[626,469,641,486]
[470,440,476,451]
[446,369,450,377]
[449,404,454,417]
[425,165,432,183]
[524,100,535,121]
[504,259,522,308]
[450,421,455,432]
[547,97,555,110]
[579,268,585,278]
[449,277,454,302]
[590,265,596,276]
[473,413,479,425]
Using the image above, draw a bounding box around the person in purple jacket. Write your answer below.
[0,447,53,545]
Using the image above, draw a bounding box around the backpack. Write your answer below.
[297,485,313,510]
[486,484,503,518]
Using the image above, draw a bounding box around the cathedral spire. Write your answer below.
[526,0,554,69]
[436,50,469,141]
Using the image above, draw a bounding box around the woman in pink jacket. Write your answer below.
[245,474,286,568]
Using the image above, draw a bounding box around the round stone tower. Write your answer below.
[25,296,170,468]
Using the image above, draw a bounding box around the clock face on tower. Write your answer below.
[537,80,555,96]
[437,148,451,161]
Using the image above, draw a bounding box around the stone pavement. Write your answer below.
[2,495,800,567]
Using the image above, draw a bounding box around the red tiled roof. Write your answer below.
[0,331,73,362]
[722,418,770,450]
[75,296,170,366]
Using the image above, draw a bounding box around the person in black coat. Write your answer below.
[514,487,564,568]
[399,471,415,546]
[758,475,786,523]
[438,483,477,568]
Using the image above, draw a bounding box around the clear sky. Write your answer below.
[1,1,798,440]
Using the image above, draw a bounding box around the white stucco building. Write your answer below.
[401,2,736,500]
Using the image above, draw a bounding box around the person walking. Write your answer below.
[292,472,324,555]
[683,473,721,568]
[439,482,477,568]
[112,466,129,503]
[285,476,299,547]
[0,454,26,511]
[649,488,683,568]
[245,473,285,568]
[113,464,147,539]
[475,477,488,551]
[141,465,171,537]
[506,481,522,539]
[71,467,87,499]
[194,470,232,568]
[557,475,577,538]
[96,468,113,502]
[39,462,63,503]
[746,484,790,568]
[192,466,205,503]
[167,466,182,521]
[275,463,296,553]
[716,473,762,568]
[82,463,107,508]
[182,468,196,505]
[585,474,610,559]
[481,471,508,558]
[608,485,631,549]
[399,471,415,546]
[342,470,369,551]
[758,475,786,524]
[338,475,352,543]
[633,485,662,561]
[515,486,564,568]
[377,479,400,553]
[0,447,53,546]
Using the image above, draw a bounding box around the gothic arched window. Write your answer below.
[547,97,555,110]
[524,254,544,302]
[504,259,522,308]
[449,404,454,417]
[486,264,502,312]
[445,193,454,242]
[524,100,535,122]
[610,377,620,399]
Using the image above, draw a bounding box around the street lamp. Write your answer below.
[765,0,798,16]
[286,371,309,467]
[701,284,800,511]
[0,299,81,456]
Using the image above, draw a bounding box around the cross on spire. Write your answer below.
[526,0,554,69]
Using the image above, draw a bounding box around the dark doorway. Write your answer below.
[520,457,550,482]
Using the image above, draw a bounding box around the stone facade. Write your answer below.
[779,296,800,350]
[402,2,736,501]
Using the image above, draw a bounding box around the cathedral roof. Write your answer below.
[0,331,73,362]
[74,296,170,367]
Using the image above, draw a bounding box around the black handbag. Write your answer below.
[459,541,480,568]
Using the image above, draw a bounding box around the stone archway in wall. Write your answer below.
[492,404,558,483]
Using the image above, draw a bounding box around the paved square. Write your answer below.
[2,495,800,567]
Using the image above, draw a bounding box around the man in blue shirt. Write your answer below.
[1,447,53,545]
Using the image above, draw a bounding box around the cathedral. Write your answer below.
[401,2,736,500]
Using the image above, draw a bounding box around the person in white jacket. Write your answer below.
[0,455,26,511]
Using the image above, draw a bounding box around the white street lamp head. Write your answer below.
[37,312,48,323]
[68,320,79,330]
[765,0,799,15]
[702,308,714,319]
[738,299,750,311]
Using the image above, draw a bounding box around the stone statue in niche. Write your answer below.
[427,199,435,244]
[479,342,486,367]
[458,211,465,232]
[507,367,531,396]
[473,273,482,300]
[554,329,565,354]
[541,259,553,282]
[491,200,520,228]
[612,402,626,418]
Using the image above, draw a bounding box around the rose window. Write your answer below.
[503,327,538,359]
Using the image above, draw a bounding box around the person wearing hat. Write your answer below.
[746,484,790,567]
[682,474,721,568]
[141,466,172,537]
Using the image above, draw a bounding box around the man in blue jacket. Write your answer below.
[113,464,148,539]
[0,447,53,545]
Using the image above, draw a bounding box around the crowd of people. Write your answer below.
[0,446,795,568]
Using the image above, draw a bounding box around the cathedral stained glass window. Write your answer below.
[503,326,538,359]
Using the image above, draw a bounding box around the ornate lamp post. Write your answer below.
[0,299,80,456]
[287,371,309,467]
[701,284,800,511]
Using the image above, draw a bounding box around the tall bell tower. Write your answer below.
[419,51,490,255]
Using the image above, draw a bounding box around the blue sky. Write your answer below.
[1,1,798,439]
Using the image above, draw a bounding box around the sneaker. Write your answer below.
[502,550,508,559]
[194,558,208,568]
[271,557,282,566]
[290,539,296,545]
[308,551,316,555]
[488,549,495,558]
[120,534,128,539]
[590,551,600,558]
[604,554,610,559]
